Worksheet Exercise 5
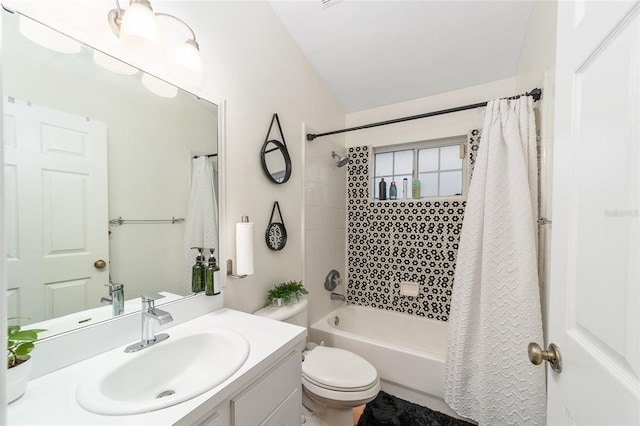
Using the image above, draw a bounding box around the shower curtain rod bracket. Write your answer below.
[529,88,542,101]
[306,88,542,141]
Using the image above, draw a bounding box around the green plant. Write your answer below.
[265,280,308,306]
[7,318,45,369]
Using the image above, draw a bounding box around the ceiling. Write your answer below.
[268,0,536,113]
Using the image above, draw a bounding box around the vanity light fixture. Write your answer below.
[107,0,204,87]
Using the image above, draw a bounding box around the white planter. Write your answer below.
[273,298,284,307]
[7,357,32,403]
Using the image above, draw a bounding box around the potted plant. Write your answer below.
[265,280,308,307]
[7,318,45,403]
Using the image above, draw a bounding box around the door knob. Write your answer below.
[528,342,562,372]
[94,259,107,269]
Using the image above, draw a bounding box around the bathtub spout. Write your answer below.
[330,292,346,301]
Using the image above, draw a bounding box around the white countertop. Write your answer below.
[7,308,306,425]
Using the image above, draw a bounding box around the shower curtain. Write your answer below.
[181,156,219,294]
[444,96,545,425]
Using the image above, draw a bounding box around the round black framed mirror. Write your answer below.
[261,139,292,184]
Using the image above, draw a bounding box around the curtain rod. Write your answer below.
[306,88,542,141]
[193,153,218,159]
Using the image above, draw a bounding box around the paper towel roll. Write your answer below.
[236,221,254,275]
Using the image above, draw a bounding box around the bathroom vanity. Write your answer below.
[7,309,306,425]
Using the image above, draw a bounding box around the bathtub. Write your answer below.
[309,304,457,418]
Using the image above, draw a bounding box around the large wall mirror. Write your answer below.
[2,8,219,338]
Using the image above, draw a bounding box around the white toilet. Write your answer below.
[255,298,380,426]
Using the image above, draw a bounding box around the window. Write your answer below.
[373,136,466,200]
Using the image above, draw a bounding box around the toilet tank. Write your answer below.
[254,298,308,327]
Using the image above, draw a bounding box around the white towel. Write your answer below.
[444,97,545,425]
[181,156,219,293]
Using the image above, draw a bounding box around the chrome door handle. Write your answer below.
[528,342,562,373]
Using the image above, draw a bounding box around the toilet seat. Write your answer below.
[302,374,380,407]
[302,346,379,393]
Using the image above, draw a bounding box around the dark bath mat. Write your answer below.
[357,390,474,426]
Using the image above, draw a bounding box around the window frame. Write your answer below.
[372,135,468,201]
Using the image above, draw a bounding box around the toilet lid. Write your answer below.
[302,346,378,391]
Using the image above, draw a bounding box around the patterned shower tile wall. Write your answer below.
[346,129,480,321]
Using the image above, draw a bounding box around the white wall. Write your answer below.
[514,0,558,339]
[303,127,347,325]
[515,0,558,93]
[1,1,345,318]
[345,77,517,148]
[197,2,345,314]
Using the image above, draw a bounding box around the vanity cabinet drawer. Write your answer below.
[262,387,301,426]
[175,400,229,426]
[231,350,301,426]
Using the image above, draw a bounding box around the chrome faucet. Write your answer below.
[125,293,173,353]
[330,292,346,302]
[101,283,125,317]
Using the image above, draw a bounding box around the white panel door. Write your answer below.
[3,98,108,323]
[549,1,640,423]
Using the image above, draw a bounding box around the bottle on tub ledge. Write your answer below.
[412,178,421,200]
[379,177,387,200]
[389,181,397,200]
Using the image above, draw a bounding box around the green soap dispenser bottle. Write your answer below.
[191,248,206,293]
[205,249,221,296]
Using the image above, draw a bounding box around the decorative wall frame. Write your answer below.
[265,201,287,251]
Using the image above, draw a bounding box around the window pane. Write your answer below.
[394,150,413,175]
[439,170,462,196]
[397,175,411,199]
[440,145,462,170]
[373,177,380,199]
[375,152,393,177]
[419,173,438,197]
[418,148,438,172]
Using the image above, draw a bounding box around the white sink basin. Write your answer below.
[76,329,250,415]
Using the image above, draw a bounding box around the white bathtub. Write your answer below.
[309,304,457,418]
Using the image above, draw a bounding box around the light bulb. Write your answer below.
[169,39,204,87]
[119,1,164,63]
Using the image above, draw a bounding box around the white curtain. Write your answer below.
[181,156,218,294]
[444,96,545,425]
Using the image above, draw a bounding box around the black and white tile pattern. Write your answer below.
[346,130,481,321]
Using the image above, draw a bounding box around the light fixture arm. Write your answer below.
[155,13,199,46]
[107,0,124,37]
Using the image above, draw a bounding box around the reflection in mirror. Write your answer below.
[261,139,291,184]
[2,9,219,338]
